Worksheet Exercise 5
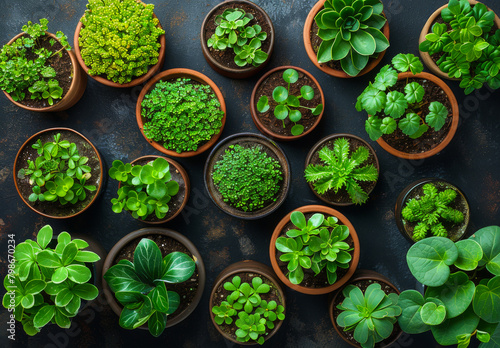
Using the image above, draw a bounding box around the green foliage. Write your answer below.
[109,158,179,220]
[304,137,378,204]
[141,78,224,153]
[79,0,164,84]
[275,211,353,285]
[103,238,195,337]
[207,8,268,67]
[256,68,323,136]
[212,144,283,212]
[17,133,97,206]
[314,0,390,76]
[211,276,285,345]
[2,225,100,335]
[402,182,465,241]
[0,18,69,104]
[419,0,500,94]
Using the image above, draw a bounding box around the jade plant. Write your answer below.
[104,238,196,337]
[207,8,268,67]
[419,0,500,94]
[356,53,449,141]
[314,0,390,76]
[109,157,179,220]
[141,78,224,153]
[79,0,164,84]
[402,182,464,241]
[0,18,69,104]
[398,226,500,347]
[337,283,401,348]
[212,276,285,345]
[256,68,323,135]
[17,133,97,205]
[2,225,100,335]
[275,211,352,285]
[305,137,378,204]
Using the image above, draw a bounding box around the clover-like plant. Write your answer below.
[314,0,390,76]
[402,182,464,241]
[419,0,500,94]
[398,226,500,347]
[2,225,100,335]
[104,238,196,337]
[257,68,323,136]
[337,283,401,348]
[275,211,352,285]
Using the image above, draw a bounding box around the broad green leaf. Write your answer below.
[61,242,78,266]
[426,102,448,131]
[37,250,62,268]
[404,82,425,103]
[360,87,386,115]
[274,105,288,120]
[166,291,180,315]
[257,96,269,113]
[25,279,46,295]
[397,290,429,334]
[147,181,167,200]
[380,117,397,134]
[273,86,288,103]
[455,240,483,271]
[431,305,479,346]
[384,91,407,118]
[33,305,55,329]
[54,307,71,329]
[148,311,167,337]
[66,264,91,284]
[301,85,314,100]
[150,282,169,312]
[55,288,74,307]
[51,267,69,283]
[473,276,500,323]
[283,69,299,84]
[372,66,398,91]
[134,238,163,283]
[470,226,500,274]
[72,283,98,300]
[104,261,153,293]
[425,272,475,318]
[365,116,383,141]
[421,301,446,325]
[399,113,421,136]
[160,252,195,283]
[350,30,376,56]
[392,53,424,74]
[74,250,101,263]
[37,225,53,249]
[119,297,153,329]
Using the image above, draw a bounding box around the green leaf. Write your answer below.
[392,53,424,74]
[350,30,376,56]
[25,279,46,295]
[74,250,101,263]
[66,264,91,284]
[372,66,398,91]
[134,238,163,283]
[470,226,500,274]
[37,225,53,249]
[421,301,446,325]
[425,272,475,318]
[37,250,62,268]
[55,288,74,307]
[404,82,425,103]
[274,105,288,120]
[473,276,500,323]
[455,240,483,271]
[301,85,314,100]
[150,282,169,312]
[104,261,153,293]
[289,110,301,122]
[380,117,397,134]
[283,69,299,84]
[61,242,78,266]
[72,283,98,301]
[54,308,71,329]
[360,87,386,115]
[399,113,421,136]
[257,96,269,113]
[431,305,479,346]
[384,91,407,118]
[426,102,448,131]
[147,181,167,200]
[273,86,288,103]
[291,124,304,136]
[119,297,153,329]
[148,311,167,337]
[317,39,334,63]
[51,267,69,283]
[33,305,55,329]
[397,290,429,334]
[365,116,383,141]
[160,252,195,283]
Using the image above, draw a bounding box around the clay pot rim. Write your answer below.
[249,65,325,141]
[203,132,291,220]
[13,127,104,219]
[374,71,459,160]
[305,133,380,206]
[303,0,390,78]
[135,68,227,158]
[269,205,360,295]
[101,227,206,329]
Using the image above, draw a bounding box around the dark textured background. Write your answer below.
[0,0,498,347]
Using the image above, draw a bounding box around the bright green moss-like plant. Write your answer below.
[141,78,224,153]
[79,0,164,84]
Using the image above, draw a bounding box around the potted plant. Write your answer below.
[0,18,86,112]
[304,134,379,206]
[356,53,459,159]
[74,0,166,87]
[398,226,500,347]
[200,0,275,78]
[303,0,390,78]
[269,205,360,295]
[136,68,226,157]
[250,66,325,140]
[395,178,470,243]
[209,260,286,345]
[102,228,206,337]
[204,133,290,219]
[2,225,101,336]
[14,128,104,219]
[419,0,500,95]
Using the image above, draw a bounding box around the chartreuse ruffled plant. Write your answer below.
[337,283,401,348]
[356,53,449,141]
[104,238,196,337]
[79,0,164,84]
[212,276,285,345]
[398,226,500,347]
[275,211,352,285]
[109,157,179,220]
[419,0,500,94]
[2,225,100,335]
[314,0,390,76]
[256,68,323,136]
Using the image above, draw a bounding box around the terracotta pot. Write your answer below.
[102,228,206,329]
[209,260,285,345]
[136,68,226,157]
[303,0,390,78]
[250,66,325,141]
[305,134,379,206]
[200,0,275,79]
[2,32,87,112]
[116,155,190,224]
[329,269,402,348]
[204,132,290,219]
[375,72,459,160]
[269,205,360,295]
[394,178,471,243]
[13,128,104,219]
[419,0,500,80]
